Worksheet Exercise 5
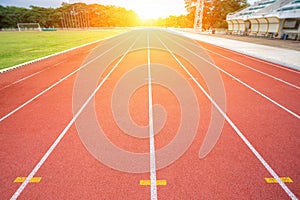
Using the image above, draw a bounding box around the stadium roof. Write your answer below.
[227,0,300,20]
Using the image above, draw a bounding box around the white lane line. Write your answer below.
[0,35,132,123]
[164,34,300,90]
[165,36,300,119]
[168,29,300,74]
[147,33,158,200]
[0,61,66,91]
[157,35,298,200]
[201,47,300,90]
[195,40,300,75]
[10,35,140,200]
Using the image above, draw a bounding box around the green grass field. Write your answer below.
[0,30,126,70]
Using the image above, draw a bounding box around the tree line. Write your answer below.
[0,0,248,30]
[0,3,139,29]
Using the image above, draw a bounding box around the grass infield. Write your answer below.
[0,30,126,70]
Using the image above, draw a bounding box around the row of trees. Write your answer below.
[0,3,139,29]
[0,0,249,30]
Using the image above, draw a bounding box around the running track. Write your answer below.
[0,29,299,200]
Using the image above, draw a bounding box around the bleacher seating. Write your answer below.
[226,0,300,40]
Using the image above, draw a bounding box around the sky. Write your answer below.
[0,0,258,19]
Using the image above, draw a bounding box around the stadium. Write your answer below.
[226,0,300,39]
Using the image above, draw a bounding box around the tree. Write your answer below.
[0,6,29,28]
[185,0,248,29]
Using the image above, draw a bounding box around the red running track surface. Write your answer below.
[0,29,299,200]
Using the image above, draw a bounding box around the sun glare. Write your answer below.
[133,3,167,20]
[115,0,187,20]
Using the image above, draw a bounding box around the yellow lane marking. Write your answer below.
[265,177,293,183]
[140,180,167,186]
[14,177,42,183]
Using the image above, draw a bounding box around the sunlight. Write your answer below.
[100,0,187,20]
[132,1,169,20]
[136,4,162,20]
[132,0,186,20]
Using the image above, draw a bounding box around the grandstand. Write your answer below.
[226,0,300,40]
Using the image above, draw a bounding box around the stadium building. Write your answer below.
[226,0,300,40]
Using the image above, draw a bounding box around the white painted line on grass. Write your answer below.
[166,36,300,120]
[10,35,140,200]
[157,35,298,200]
[0,35,132,123]
[147,33,158,200]
[0,31,128,74]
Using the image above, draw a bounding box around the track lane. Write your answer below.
[196,41,300,82]
[212,44,300,75]
[200,46,300,90]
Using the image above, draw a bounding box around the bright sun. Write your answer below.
[116,0,187,20]
[133,2,167,20]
